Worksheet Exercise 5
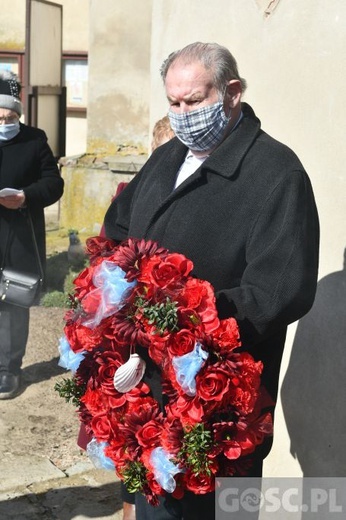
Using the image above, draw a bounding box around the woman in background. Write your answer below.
[0,71,64,399]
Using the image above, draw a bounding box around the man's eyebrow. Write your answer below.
[167,92,204,103]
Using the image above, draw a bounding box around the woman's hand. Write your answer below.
[0,191,26,209]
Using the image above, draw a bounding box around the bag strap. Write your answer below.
[1,209,44,281]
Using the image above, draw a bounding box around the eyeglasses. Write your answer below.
[0,116,19,125]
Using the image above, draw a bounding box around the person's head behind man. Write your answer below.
[151,115,175,152]
[161,42,247,157]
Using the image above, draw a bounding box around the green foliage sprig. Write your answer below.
[178,423,214,476]
[134,295,179,334]
[54,377,86,407]
[121,461,148,494]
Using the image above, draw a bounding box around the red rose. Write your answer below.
[223,441,242,460]
[171,476,185,500]
[120,399,162,458]
[196,365,231,404]
[73,265,96,300]
[136,419,163,449]
[91,413,112,442]
[184,470,215,494]
[126,396,160,415]
[95,350,124,396]
[168,394,204,426]
[138,253,193,289]
[177,307,202,331]
[167,329,196,357]
[109,238,169,282]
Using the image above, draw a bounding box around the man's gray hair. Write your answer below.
[160,42,247,94]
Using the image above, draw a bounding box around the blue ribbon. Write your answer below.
[83,261,136,328]
[150,447,182,493]
[58,335,85,372]
[172,341,209,396]
[86,438,115,471]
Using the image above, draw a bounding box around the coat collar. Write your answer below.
[152,102,262,200]
[200,102,261,180]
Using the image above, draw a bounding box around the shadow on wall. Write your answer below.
[281,248,346,478]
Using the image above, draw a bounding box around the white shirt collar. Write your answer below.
[173,111,244,190]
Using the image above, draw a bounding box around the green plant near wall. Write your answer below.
[41,290,68,308]
[41,248,88,308]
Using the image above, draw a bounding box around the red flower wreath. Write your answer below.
[56,236,273,506]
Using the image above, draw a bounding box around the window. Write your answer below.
[0,52,24,80]
[62,53,88,112]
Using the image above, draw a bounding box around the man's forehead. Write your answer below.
[165,60,215,98]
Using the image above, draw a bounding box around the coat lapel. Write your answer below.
[156,138,188,200]
[141,103,262,234]
[201,103,261,180]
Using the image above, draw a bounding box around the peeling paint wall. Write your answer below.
[1,0,25,50]
[86,0,152,155]
[59,155,146,234]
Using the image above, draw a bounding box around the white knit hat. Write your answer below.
[0,70,23,116]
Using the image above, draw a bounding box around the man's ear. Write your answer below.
[225,80,242,108]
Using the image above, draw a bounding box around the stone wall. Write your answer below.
[59,154,146,234]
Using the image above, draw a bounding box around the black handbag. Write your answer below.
[0,210,44,308]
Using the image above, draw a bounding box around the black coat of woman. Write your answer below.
[0,123,64,396]
[0,123,64,274]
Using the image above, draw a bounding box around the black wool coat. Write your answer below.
[104,103,319,431]
[0,124,64,276]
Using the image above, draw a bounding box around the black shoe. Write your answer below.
[0,372,21,400]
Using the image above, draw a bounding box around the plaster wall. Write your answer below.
[86,0,152,155]
[55,0,89,51]
[1,0,25,50]
[59,156,144,234]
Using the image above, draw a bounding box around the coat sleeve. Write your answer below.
[103,168,146,242]
[21,132,64,208]
[216,169,320,345]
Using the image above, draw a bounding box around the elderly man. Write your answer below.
[104,42,319,520]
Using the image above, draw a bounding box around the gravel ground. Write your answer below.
[0,306,86,471]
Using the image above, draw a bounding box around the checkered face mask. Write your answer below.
[168,100,230,152]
